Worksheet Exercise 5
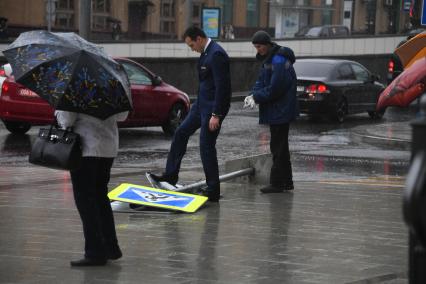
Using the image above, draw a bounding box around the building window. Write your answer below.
[93,0,110,13]
[92,0,111,31]
[55,0,75,29]
[58,0,74,9]
[216,0,233,24]
[160,21,176,33]
[160,0,176,35]
[246,0,259,27]
[193,3,201,18]
[160,0,175,17]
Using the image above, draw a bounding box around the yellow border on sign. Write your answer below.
[108,183,208,213]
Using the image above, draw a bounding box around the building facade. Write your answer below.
[0,0,417,41]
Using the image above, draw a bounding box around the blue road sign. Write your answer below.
[422,0,426,25]
[108,183,208,213]
[118,186,194,207]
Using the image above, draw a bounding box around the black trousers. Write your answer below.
[70,157,118,259]
[269,123,293,186]
[165,106,221,192]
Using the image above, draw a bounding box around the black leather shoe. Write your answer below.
[70,258,107,267]
[260,184,294,193]
[197,189,220,202]
[150,173,178,186]
[107,247,123,260]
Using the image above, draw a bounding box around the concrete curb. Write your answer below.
[350,131,411,151]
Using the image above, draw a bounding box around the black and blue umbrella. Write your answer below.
[2,30,132,119]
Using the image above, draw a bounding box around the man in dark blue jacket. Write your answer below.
[151,26,231,202]
[244,30,299,193]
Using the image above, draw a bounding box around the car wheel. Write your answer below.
[368,109,385,119]
[334,99,348,123]
[162,103,186,136]
[3,121,31,134]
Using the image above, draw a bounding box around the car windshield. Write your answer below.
[294,61,335,78]
[305,27,321,37]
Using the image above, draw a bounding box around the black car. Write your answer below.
[294,59,385,122]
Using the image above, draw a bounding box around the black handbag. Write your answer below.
[29,125,82,170]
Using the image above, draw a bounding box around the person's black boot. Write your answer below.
[196,189,220,202]
[150,173,178,185]
[107,245,123,260]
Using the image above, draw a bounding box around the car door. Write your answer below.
[350,63,378,111]
[335,63,358,113]
[120,61,157,124]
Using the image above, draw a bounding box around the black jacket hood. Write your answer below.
[256,43,296,64]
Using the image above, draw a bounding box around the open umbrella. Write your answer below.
[376,57,426,111]
[395,31,426,69]
[2,30,132,119]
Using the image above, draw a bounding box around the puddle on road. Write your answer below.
[293,154,409,183]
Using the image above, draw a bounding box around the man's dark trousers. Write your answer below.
[270,123,293,186]
[165,105,221,192]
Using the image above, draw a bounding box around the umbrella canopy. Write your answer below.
[376,57,426,111]
[2,30,132,119]
[395,31,426,69]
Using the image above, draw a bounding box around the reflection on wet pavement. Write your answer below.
[0,105,415,283]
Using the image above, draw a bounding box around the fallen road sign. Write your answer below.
[108,183,208,213]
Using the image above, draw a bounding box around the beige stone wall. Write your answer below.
[0,0,45,27]
[353,0,367,32]
[259,0,268,27]
[233,1,246,26]
[333,0,343,25]
[146,0,161,33]
[0,0,414,38]
[111,0,128,32]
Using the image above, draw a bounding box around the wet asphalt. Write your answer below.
[0,102,416,283]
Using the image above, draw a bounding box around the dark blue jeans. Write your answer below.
[70,157,118,259]
[165,106,221,193]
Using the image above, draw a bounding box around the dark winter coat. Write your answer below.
[252,44,299,125]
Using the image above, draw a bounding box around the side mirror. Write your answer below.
[370,74,380,82]
[153,75,162,86]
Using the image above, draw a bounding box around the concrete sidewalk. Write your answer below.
[0,165,408,284]
[0,108,415,283]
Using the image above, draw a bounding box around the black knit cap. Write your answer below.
[251,30,272,45]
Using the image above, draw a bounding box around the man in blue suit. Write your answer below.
[151,26,231,202]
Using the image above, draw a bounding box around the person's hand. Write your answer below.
[243,95,256,109]
[209,115,220,132]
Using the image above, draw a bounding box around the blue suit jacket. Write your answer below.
[195,41,231,117]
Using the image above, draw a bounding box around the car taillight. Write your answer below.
[0,68,5,77]
[1,81,9,94]
[306,84,328,94]
[388,60,394,73]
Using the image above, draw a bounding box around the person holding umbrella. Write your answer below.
[56,110,128,266]
[3,31,134,266]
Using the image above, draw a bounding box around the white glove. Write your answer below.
[243,95,256,109]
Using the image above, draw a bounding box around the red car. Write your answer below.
[0,58,190,135]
